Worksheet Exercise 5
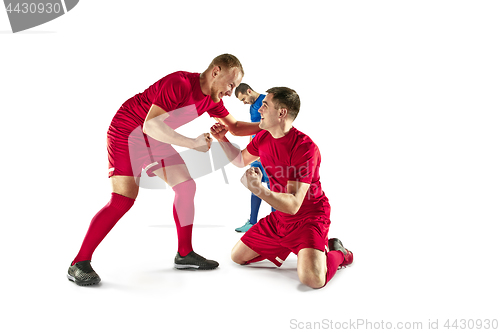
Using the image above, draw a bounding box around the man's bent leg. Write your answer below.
[172,180,195,255]
[152,164,218,269]
[231,240,261,264]
[153,163,192,187]
[297,248,345,289]
[324,249,345,286]
[297,248,328,289]
[153,164,195,256]
[111,175,140,199]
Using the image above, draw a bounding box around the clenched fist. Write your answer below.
[193,133,213,152]
[210,122,229,141]
[241,167,263,194]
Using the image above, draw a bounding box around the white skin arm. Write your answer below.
[210,122,259,167]
[241,167,310,215]
[217,113,262,137]
[215,117,260,157]
[143,104,211,152]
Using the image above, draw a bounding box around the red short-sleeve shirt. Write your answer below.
[247,127,330,223]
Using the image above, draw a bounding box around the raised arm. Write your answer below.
[210,122,259,167]
[217,113,261,137]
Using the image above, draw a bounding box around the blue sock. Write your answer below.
[249,193,262,225]
[266,182,276,212]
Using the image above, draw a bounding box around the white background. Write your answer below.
[1,1,499,332]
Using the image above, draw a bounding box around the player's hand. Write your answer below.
[241,167,263,193]
[193,133,212,152]
[210,122,229,141]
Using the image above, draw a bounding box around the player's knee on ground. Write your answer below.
[230,247,247,265]
[298,267,326,289]
[231,241,254,265]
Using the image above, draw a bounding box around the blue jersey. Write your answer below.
[250,94,265,122]
[250,94,265,139]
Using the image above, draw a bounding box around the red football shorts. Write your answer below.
[240,212,331,267]
[107,125,185,178]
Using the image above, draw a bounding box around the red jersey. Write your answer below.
[110,71,229,132]
[247,127,330,223]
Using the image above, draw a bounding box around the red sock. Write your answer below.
[172,180,196,256]
[72,193,135,265]
[324,250,345,287]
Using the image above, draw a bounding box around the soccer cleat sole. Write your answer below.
[174,264,218,270]
[67,274,101,286]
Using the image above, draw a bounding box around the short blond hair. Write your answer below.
[210,54,244,75]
